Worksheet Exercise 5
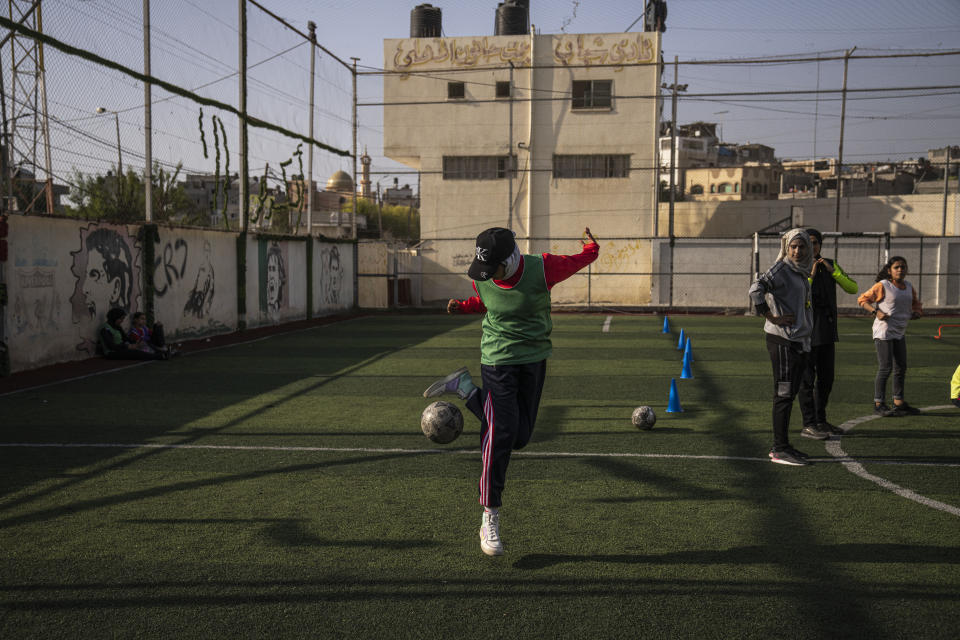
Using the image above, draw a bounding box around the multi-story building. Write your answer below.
[658,121,719,196]
[685,163,782,201]
[383,22,661,302]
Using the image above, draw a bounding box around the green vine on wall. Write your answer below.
[198,108,208,159]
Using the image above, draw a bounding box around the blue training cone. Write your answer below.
[681,350,693,379]
[677,328,686,350]
[683,337,694,362]
[661,316,670,333]
[666,378,683,412]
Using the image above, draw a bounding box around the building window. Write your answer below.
[442,155,516,180]
[710,184,716,193]
[690,185,704,195]
[571,80,613,109]
[495,81,511,99]
[553,154,630,178]
[719,182,733,193]
[447,82,465,100]
[734,183,740,193]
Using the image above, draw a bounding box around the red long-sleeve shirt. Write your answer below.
[455,242,599,313]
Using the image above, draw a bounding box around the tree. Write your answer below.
[346,197,420,244]
[65,162,202,225]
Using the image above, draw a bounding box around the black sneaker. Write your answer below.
[800,425,831,440]
[874,403,896,417]
[819,421,844,436]
[769,448,811,466]
[892,402,921,416]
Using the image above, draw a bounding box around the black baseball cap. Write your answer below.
[467,227,516,281]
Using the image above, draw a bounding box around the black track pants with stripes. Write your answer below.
[465,360,547,508]
[765,334,809,451]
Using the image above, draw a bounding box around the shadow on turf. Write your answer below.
[512,543,960,570]
[582,457,727,502]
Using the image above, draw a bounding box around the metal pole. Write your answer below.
[943,146,951,236]
[351,57,359,239]
[306,21,316,236]
[113,112,122,179]
[238,0,248,232]
[36,3,52,213]
[834,46,855,233]
[508,61,513,229]
[143,0,152,222]
[668,55,678,307]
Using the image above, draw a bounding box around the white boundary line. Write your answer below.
[826,405,960,517]
[602,316,612,332]
[0,317,353,399]
[0,441,958,468]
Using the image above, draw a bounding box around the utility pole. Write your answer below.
[351,57,359,239]
[834,46,855,233]
[238,0,248,232]
[143,0,152,222]
[306,21,316,236]
[944,146,951,236]
[508,61,514,229]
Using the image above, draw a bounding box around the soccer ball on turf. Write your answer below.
[421,401,464,444]
[632,405,656,430]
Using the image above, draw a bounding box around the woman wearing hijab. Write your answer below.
[748,229,815,466]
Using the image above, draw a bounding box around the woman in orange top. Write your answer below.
[857,256,923,417]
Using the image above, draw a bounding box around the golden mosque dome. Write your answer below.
[326,170,354,192]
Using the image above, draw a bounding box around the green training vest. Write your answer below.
[475,254,552,365]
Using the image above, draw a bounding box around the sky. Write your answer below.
[7,0,960,195]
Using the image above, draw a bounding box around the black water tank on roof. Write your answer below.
[495,1,528,36]
[410,4,442,38]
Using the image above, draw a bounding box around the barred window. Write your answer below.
[448,82,465,100]
[495,81,512,98]
[552,154,630,179]
[442,156,516,180]
[572,80,613,109]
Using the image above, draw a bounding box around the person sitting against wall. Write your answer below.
[127,311,178,358]
[98,308,168,361]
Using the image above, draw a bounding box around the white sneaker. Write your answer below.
[423,367,476,400]
[479,510,504,556]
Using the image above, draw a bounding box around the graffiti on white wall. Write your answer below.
[318,245,345,306]
[68,224,141,354]
[11,263,61,336]
[183,239,215,319]
[263,241,288,315]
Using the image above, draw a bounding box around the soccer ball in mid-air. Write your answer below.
[421,401,464,444]
[632,405,656,430]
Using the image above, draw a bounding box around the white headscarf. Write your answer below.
[501,245,523,279]
[776,228,813,275]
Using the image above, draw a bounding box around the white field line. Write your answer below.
[827,405,960,517]
[0,441,958,468]
[602,316,612,332]
[0,317,353,399]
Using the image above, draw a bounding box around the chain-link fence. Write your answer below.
[2,0,354,230]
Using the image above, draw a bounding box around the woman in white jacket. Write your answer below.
[748,228,815,467]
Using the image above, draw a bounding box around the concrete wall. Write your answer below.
[660,193,960,238]
[2,215,361,373]
[357,241,388,309]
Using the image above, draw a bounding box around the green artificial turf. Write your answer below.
[1,314,958,639]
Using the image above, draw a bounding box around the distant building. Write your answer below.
[382,179,418,209]
[928,146,959,177]
[685,163,781,201]
[659,121,719,195]
[286,170,366,236]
